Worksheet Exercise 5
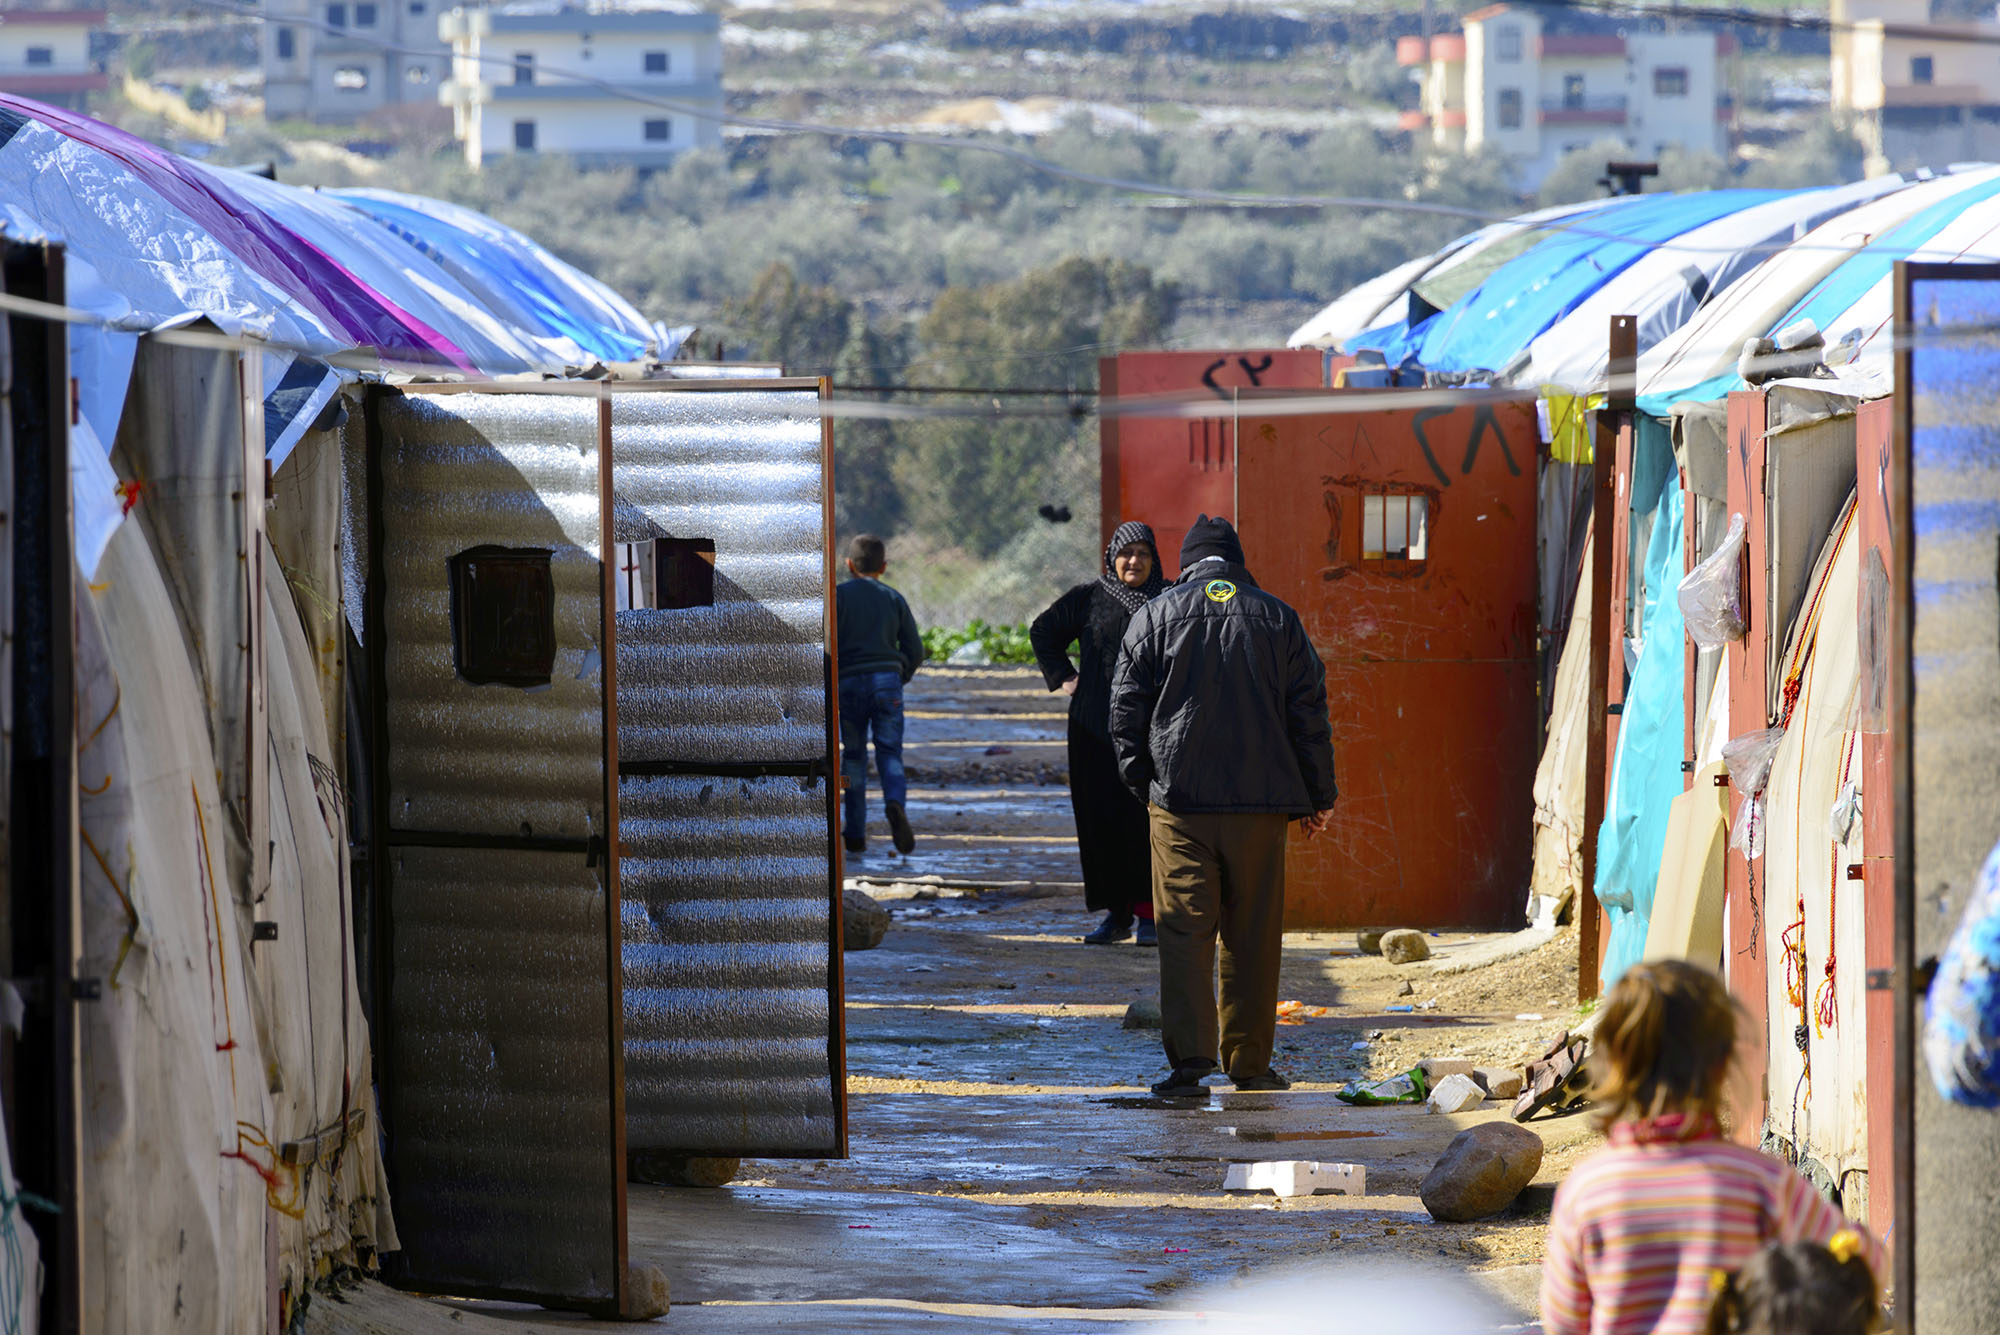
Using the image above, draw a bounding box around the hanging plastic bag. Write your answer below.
[1729,794,1767,860]
[1827,781,1863,845]
[1925,837,2000,1107]
[1678,513,1749,649]
[1722,726,1786,796]
[1722,726,1785,860]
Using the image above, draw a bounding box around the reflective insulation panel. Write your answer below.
[384,846,620,1303]
[621,774,836,1149]
[610,387,841,1155]
[378,392,604,839]
[371,388,624,1310]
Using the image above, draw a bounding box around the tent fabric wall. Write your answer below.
[75,519,270,1332]
[1595,448,1688,990]
[1529,531,1592,925]
[1760,497,1870,1209]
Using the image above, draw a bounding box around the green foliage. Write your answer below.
[922,620,1037,665]
[896,256,1174,558]
[124,37,157,80]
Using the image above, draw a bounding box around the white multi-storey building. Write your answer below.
[1397,4,1733,188]
[261,0,449,122]
[1832,0,2000,176]
[0,8,107,112]
[438,4,722,168]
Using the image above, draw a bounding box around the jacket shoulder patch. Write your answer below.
[1203,579,1238,604]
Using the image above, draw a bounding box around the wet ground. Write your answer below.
[310,668,1594,1334]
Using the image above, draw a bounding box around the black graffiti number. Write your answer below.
[1201,354,1275,400]
[1411,403,1522,487]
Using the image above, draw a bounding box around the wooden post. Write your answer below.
[1580,316,1637,1002]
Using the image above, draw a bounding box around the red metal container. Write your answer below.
[1099,349,1326,574]
[1234,395,1542,930]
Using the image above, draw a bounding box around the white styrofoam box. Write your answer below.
[1426,1072,1485,1114]
[1222,1161,1365,1198]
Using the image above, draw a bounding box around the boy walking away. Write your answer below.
[1108,515,1338,1097]
[836,534,925,856]
[1540,959,1884,1335]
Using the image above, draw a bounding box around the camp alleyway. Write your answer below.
[308,666,1593,1334]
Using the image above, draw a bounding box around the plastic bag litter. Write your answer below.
[1334,1067,1431,1106]
[1678,513,1749,649]
[1925,837,2000,1107]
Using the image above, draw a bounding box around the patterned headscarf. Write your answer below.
[1100,520,1167,614]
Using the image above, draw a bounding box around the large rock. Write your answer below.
[1355,930,1386,955]
[1419,1123,1545,1222]
[1380,929,1432,964]
[843,887,890,950]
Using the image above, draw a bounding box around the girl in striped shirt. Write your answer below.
[1539,960,1885,1335]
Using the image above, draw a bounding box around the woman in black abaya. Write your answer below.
[1029,520,1169,945]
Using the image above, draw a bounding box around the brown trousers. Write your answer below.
[1147,807,1291,1080]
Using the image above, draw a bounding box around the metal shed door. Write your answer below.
[365,385,629,1314]
[608,379,846,1159]
[1235,397,1542,929]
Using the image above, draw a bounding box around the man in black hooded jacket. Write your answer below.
[1108,515,1337,1096]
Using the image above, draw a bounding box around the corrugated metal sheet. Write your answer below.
[372,388,623,1309]
[379,391,604,838]
[621,773,836,1150]
[609,386,840,1156]
[385,846,620,1302]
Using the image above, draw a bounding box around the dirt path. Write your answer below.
[309,667,1593,1333]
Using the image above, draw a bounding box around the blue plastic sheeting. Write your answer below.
[334,188,652,364]
[1419,191,1785,376]
[1770,173,2000,344]
[1595,419,1688,991]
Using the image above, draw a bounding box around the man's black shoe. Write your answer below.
[843,834,865,855]
[1232,1070,1292,1092]
[885,800,915,855]
[1149,1067,1214,1098]
[1082,912,1133,945]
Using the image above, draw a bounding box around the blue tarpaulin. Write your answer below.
[1416,190,1783,376]
[1595,419,1688,991]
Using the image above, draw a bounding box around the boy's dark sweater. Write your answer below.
[836,576,926,681]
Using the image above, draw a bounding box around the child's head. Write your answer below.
[846,534,887,576]
[1589,959,1739,1131]
[1707,1235,1879,1335]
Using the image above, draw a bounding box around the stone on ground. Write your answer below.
[629,1153,742,1188]
[1473,1066,1524,1100]
[842,887,891,950]
[1380,929,1432,963]
[624,1262,671,1318]
[1419,1057,1476,1082]
[1397,979,1416,996]
[1426,1073,1485,1114]
[1419,1123,1546,1222]
[1123,1000,1162,1030]
[1355,930,1386,955]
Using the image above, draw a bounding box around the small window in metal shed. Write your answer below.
[448,546,557,686]
[613,538,716,610]
[1361,493,1429,562]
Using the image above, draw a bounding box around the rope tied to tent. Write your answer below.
[1814,728,1862,1035]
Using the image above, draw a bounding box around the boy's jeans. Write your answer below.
[839,670,906,837]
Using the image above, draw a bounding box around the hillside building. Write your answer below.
[0,8,106,111]
[260,0,449,122]
[1397,4,1732,189]
[438,3,722,168]
[1831,0,2000,176]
